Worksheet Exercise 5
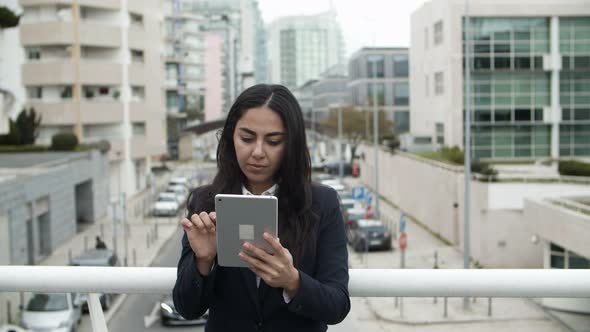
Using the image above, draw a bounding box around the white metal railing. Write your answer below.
[1,266,589,331]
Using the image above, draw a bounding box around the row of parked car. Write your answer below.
[152,176,192,217]
[314,173,393,253]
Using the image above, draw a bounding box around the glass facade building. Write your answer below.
[464,17,590,159]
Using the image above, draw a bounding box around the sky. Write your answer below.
[257,0,427,57]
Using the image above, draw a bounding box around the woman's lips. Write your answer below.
[247,164,266,172]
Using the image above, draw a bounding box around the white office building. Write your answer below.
[410,0,590,160]
[267,10,345,90]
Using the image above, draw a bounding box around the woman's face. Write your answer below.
[233,106,286,193]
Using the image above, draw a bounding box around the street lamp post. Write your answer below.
[463,0,473,310]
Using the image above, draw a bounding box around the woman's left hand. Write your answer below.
[239,232,300,297]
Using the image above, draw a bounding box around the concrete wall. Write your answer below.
[357,144,545,268]
[0,151,109,265]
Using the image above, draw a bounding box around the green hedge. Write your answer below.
[559,160,590,177]
[50,133,78,151]
[0,145,48,153]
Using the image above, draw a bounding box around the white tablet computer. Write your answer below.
[215,194,278,267]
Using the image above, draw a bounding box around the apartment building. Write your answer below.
[410,0,590,159]
[18,0,166,201]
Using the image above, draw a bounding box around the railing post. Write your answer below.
[443,297,448,318]
[87,293,108,332]
[488,297,492,316]
[84,236,88,251]
[6,300,12,324]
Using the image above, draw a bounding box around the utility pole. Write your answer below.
[338,105,343,178]
[463,0,472,310]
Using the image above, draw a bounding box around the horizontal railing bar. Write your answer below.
[0,266,589,298]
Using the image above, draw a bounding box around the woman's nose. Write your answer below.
[252,140,265,158]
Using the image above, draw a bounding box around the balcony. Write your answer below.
[23,62,122,85]
[19,0,121,10]
[0,267,589,332]
[20,22,121,48]
[28,101,124,125]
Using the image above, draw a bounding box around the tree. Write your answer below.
[16,108,42,144]
[0,6,20,29]
[320,106,393,163]
[0,119,21,145]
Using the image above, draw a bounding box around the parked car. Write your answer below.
[152,192,180,217]
[348,219,392,252]
[160,295,208,326]
[323,161,353,176]
[165,185,188,207]
[21,292,82,332]
[344,207,367,243]
[69,249,119,311]
[320,179,346,192]
[0,324,27,332]
[169,176,191,190]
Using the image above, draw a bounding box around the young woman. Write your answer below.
[173,84,350,331]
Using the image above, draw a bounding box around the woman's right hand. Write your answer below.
[181,212,217,274]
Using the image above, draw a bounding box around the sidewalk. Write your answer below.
[341,176,562,330]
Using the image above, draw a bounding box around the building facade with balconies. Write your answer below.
[410,0,590,160]
[18,0,166,204]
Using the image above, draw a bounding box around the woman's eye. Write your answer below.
[240,137,254,143]
[268,140,282,146]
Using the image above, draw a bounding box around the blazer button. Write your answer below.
[256,321,263,330]
[295,304,303,311]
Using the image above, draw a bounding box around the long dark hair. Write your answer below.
[191,84,317,266]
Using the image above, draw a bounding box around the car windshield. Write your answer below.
[158,196,176,202]
[26,293,68,311]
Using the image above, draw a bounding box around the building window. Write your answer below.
[550,243,590,269]
[434,20,443,45]
[436,123,444,144]
[367,55,384,78]
[27,47,41,61]
[393,83,409,106]
[434,72,444,95]
[132,122,146,136]
[131,49,144,63]
[393,55,409,77]
[131,86,145,101]
[424,27,429,49]
[27,86,43,99]
[368,83,385,106]
[394,111,410,133]
[130,13,143,27]
[60,86,72,100]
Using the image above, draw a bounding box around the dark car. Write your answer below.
[323,162,353,176]
[69,249,119,311]
[348,219,392,252]
[160,295,208,326]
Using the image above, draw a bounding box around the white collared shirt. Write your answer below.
[241,183,292,303]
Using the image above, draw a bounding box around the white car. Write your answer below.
[21,292,82,332]
[166,185,188,206]
[152,192,180,217]
[0,325,28,332]
[320,179,346,192]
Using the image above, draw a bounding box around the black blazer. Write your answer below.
[173,183,350,332]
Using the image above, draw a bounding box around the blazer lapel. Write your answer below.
[239,268,262,317]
